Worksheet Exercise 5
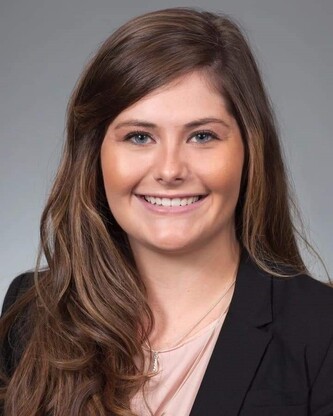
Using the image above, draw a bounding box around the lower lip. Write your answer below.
[136,195,208,214]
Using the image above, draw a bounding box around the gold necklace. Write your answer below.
[143,297,233,416]
[144,276,236,374]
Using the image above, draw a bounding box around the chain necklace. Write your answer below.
[143,276,236,374]
[142,294,234,416]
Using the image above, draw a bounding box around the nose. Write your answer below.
[153,141,188,185]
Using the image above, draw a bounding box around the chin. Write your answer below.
[148,238,199,254]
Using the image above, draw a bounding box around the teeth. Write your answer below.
[162,198,171,207]
[144,196,201,206]
[171,198,181,207]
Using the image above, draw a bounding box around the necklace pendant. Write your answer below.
[152,351,159,373]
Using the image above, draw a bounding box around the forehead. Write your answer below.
[111,70,232,127]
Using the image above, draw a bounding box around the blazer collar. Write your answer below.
[190,249,273,416]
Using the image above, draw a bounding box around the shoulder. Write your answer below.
[271,272,333,348]
[274,275,333,401]
[1,271,35,316]
[1,271,39,378]
[272,272,333,316]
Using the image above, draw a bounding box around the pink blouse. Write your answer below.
[130,311,227,416]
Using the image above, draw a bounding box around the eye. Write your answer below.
[189,130,219,143]
[124,131,153,145]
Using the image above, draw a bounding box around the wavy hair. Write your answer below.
[0,6,326,415]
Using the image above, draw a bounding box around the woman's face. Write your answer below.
[100,70,244,255]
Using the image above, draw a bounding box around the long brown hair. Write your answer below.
[0,6,327,415]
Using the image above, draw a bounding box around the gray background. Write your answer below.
[1,0,332,305]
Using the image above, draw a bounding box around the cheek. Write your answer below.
[196,148,244,196]
[100,144,145,198]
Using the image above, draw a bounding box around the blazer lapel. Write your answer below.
[190,250,273,416]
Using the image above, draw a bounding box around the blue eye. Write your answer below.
[124,131,153,145]
[124,130,218,145]
[190,131,218,143]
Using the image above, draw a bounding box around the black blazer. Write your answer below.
[1,252,333,416]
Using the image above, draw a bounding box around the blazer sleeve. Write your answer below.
[1,273,32,315]
[310,333,333,415]
[1,272,34,377]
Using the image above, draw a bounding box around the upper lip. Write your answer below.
[136,194,207,198]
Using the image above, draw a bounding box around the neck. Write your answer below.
[130,232,241,349]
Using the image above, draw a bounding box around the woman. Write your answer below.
[1,6,332,416]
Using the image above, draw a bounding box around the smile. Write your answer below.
[142,195,203,207]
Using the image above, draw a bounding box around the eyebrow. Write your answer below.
[114,117,230,130]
